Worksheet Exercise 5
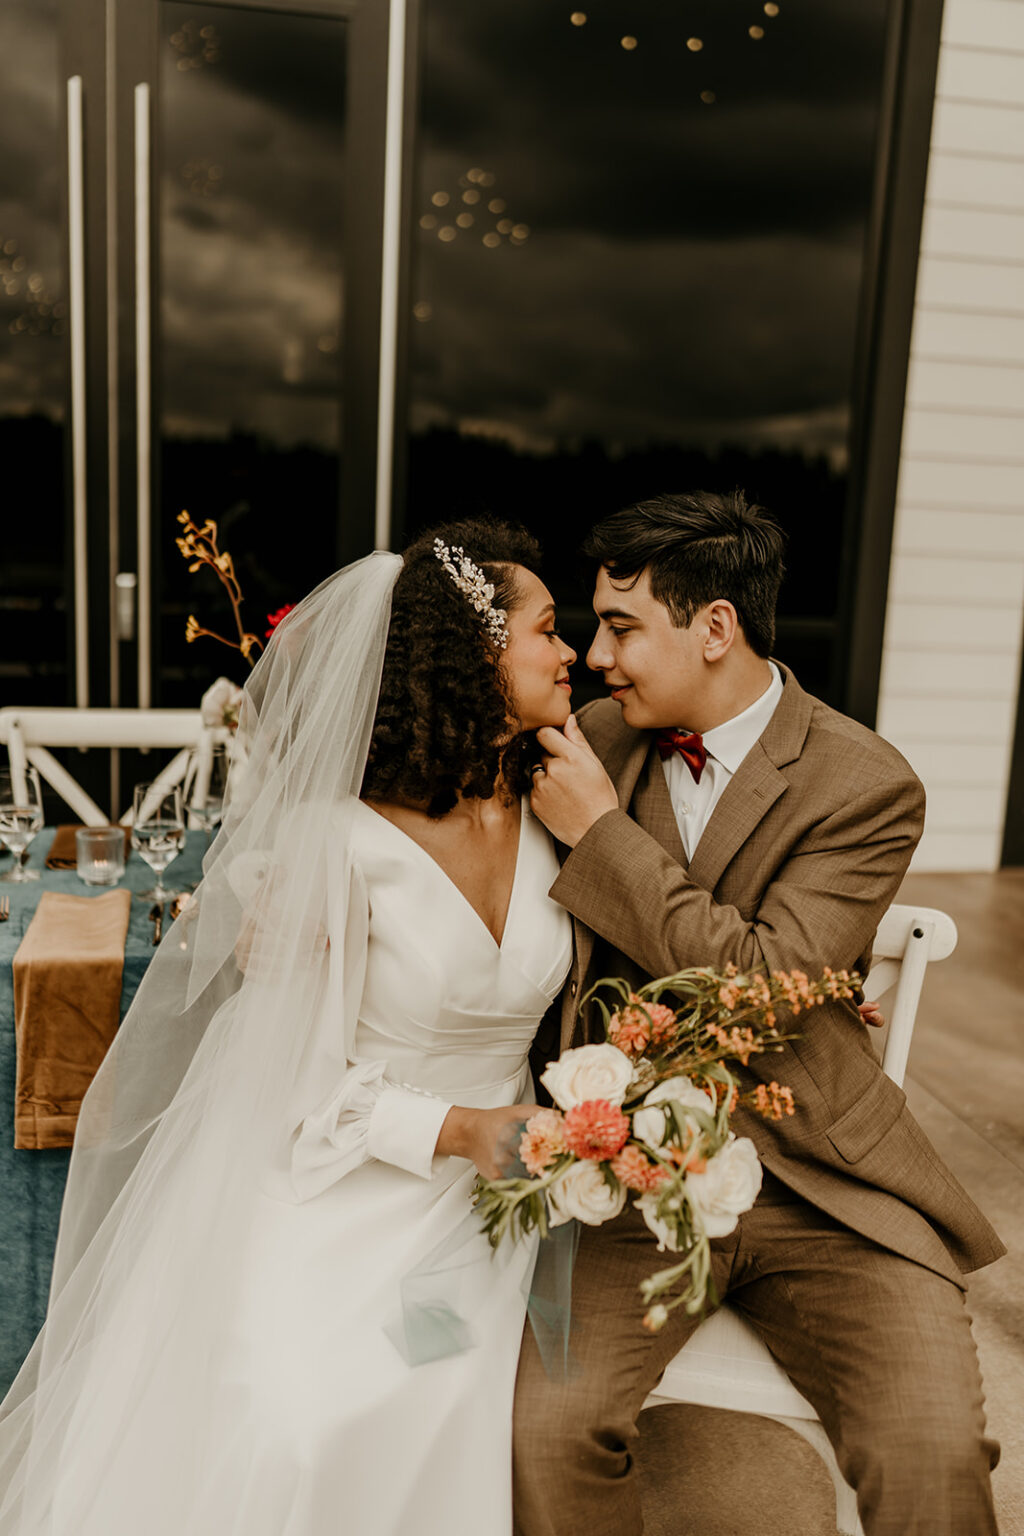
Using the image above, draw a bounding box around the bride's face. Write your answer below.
[502,567,576,732]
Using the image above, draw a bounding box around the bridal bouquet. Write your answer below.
[473,963,858,1330]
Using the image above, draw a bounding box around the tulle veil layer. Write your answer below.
[0,552,402,1531]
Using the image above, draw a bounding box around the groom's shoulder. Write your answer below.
[792,680,923,802]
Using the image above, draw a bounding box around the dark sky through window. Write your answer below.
[404,0,891,700]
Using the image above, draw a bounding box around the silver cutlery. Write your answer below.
[149,903,163,946]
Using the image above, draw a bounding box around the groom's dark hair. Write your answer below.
[583,489,785,658]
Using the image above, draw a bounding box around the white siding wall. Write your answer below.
[876,0,1024,872]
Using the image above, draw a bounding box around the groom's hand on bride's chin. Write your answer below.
[531,715,619,848]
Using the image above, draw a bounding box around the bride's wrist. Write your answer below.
[436,1105,474,1160]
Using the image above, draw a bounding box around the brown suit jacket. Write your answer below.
[544,667,1005,1288]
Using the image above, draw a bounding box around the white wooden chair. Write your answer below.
[643,904,958,1536]
[0,707,224,826]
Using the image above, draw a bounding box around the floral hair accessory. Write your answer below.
[432,538,509,650]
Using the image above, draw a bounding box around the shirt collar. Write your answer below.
[700,661,783,775]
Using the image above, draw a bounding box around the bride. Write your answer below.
[0,519,577,1535]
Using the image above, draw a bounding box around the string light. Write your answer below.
[556,3,786,92]
[180,158,222,196]
[169,19,221,70]
[420,170,530,252]
[1,237,63,337]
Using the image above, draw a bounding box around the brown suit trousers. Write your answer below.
[513,672,1003,1536]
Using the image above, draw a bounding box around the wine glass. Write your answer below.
[0,766,44,882]
[190,743,230,840]
[131,782,185,902]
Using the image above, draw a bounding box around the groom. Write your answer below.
[516,491,1004,1536]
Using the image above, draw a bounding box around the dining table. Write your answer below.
[0,828,209,1398]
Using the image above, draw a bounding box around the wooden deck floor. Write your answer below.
[638,869,1024,1536]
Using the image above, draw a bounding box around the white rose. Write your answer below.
[632,1076,716,1151]
[636,1192,684,1253]
[548,1161,627,1228]
[646,1076,716,1117]
[200,676,243,728]
[540,1043,634,1111]
[684,1136,763,1239]
[632,1106,669,1151]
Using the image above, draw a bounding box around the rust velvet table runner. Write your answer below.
[12,890,132,1149]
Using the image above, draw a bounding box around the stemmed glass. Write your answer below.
[190,743,230,840]
[131,782,185,902]
[0,766,44,882]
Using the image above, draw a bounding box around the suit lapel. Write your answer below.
[683,666,814,892]
[685,744,787,891]
[606,720,650,814]
[568,673,813,1030]
[632,749,687,867]
[566,715,649,1039]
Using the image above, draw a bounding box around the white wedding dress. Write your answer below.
[30,798,571,1536]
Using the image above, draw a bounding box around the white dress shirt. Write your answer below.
[661,661,784,859]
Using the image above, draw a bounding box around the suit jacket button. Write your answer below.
[570,980,578,997]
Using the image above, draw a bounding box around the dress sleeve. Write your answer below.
[287,854,453,1201]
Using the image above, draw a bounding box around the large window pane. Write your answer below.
[402,0,891,701]
[156,2,347,703]
[0,0,68,706]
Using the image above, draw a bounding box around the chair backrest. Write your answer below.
[0,707,211,826]
[864,903,957,1087]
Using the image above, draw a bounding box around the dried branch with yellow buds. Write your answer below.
[175,510,263,668]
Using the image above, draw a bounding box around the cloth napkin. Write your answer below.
[45,824,132,870]
[12,889,132,1150]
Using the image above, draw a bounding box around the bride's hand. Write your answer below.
[436,1104,534,1180]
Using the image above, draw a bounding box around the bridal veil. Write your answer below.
[0,552,402,1528]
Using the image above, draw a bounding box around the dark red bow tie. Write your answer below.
[656,729,707,783]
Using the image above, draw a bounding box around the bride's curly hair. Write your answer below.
[361,518,544,817]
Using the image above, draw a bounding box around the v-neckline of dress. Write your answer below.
[360,797,528,953]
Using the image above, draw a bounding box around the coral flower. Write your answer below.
[608,993,677,1055]
[645,1000,677,1045]
[563,1100,630,1160]
[608,1004,651,1057]
[610,1144,670,1192]
[519,1108,567,1175]
[753,1081,796,1121]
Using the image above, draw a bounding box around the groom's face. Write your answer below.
[587,566,706,729]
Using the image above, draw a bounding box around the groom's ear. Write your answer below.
[702,600,739,662]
